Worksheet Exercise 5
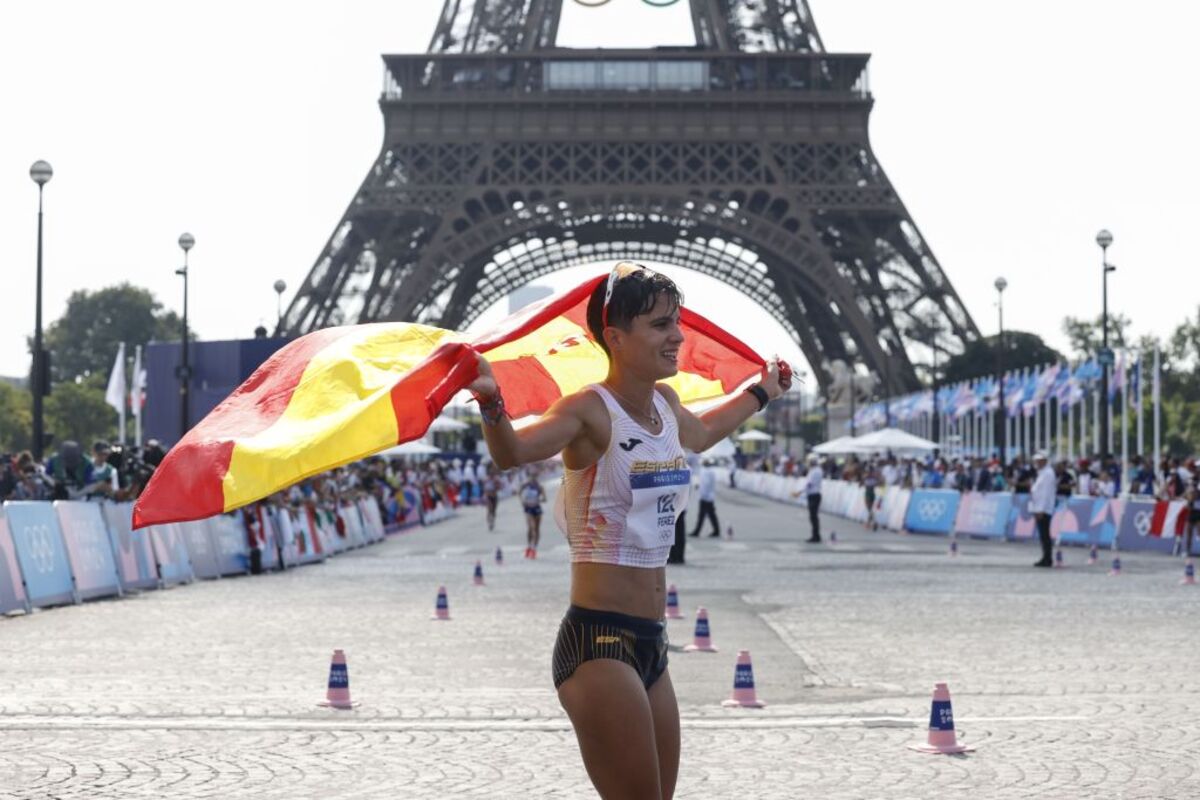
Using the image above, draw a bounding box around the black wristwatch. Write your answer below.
[745,384,769,411]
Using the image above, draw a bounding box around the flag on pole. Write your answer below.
[1109,350,1125,400]
[132,273,765,528]
[105,342,127,413]
[1153,344,1161,470]
[129,345,147,420]
[105,342,127,445]
[1129,356,1141,409]
[130,344,147,447]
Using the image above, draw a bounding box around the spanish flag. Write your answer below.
[132,274,764,528]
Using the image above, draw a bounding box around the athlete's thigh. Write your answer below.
[558,659,662,800]
[647,669,681,800]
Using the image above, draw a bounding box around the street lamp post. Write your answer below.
[995,277,1008,461]
[176,233,195,442]
[1096,229,1115,455]
[849,371,857,437]
[273,279,287,332]
[29,160,53,461]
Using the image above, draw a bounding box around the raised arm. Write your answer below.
[467,353,592,470]
[660,358,791,453]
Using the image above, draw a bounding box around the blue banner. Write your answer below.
[1052,497,1121,548]
[54,501,122,600]
[3,501,76,607]
[904,490,961,535]
[207,514,250,575]
[1007,494,1036,541]
[953,493,1013,539]
[0,510,30,614]
[149,523,194,586]
[102,502,158,591]
[1115,498,1177,554]
[179,520,221,579]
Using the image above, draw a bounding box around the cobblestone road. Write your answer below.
[1,483,1198,798]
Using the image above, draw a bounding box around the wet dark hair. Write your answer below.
[586,265,683,357]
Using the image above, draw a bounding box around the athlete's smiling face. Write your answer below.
[607,293,685,380]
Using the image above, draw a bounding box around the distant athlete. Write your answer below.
[470,263,789,799]
[483,466,500,532]
[520,472,547,558]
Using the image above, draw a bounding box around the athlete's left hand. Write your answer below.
[760,356,792,401]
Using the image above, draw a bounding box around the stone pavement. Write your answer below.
[1,483,1198,799]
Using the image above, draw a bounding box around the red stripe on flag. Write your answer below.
[491,356,563,420]
[390,342,480,442]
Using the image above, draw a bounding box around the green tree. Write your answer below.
[40,283,185,384]
[0,382,32,453]
[43,375,115,449]
[1061,313,1131,357]
[942,332,1063,384]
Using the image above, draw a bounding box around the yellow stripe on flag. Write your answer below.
[222,323,456,510]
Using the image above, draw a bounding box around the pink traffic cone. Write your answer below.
[664,584,685,619]
[683,607,718,652]
[908,682,972,754]
[1054,547,1064,568]
[432,585,451,620]
[318,649,357,709]
[1182,560,1196,585]
[473,560,485,586]
[1109,557,1122,576]
[721,649,766,708]
[495,546,503,565]
[1088,544,1098,565]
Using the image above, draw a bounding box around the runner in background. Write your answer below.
[483,466,501,532]
[861,463,879,531]
[520,470,547,558]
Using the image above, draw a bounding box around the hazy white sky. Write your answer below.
[2,0,1198,381]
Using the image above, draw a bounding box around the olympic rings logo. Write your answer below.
[24,524,57,574]
[916,499,947,522]
[1134,510,1151,537]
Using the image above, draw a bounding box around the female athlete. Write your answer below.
[469,263,789,799]
[520,470,547,558]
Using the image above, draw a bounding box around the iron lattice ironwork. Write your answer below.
[282,0,978,393]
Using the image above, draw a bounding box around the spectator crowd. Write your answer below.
[743,450,1200,503]
[1,438,554,540]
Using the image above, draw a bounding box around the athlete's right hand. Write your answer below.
[467,351,498,399]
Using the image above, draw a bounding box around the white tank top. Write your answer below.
[555,384,691,568]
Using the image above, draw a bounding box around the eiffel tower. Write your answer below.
[281,0,978,393]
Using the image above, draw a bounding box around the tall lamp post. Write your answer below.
[176,233,195,441]
[29,161,53,461]
[995,277,1008,460]
[273,279,287,332]
[1096,229,1115,454]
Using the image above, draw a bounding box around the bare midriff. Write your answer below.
[569,561,666,621]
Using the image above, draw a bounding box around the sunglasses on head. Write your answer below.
[601,262,647,328]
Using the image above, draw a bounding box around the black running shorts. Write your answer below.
[552,605,668,690]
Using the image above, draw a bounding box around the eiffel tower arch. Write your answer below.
[281,0,978,394]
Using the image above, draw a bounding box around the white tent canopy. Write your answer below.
[811,429,937,457]
[736,430,773,442]
[428,415,469,432]
[378,440,442,458]
[811,435,858,455]
[701,437,737,459]
[847,428,937,455]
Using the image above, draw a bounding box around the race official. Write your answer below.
[1029,451,1056,568]
[804,455,824,543]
